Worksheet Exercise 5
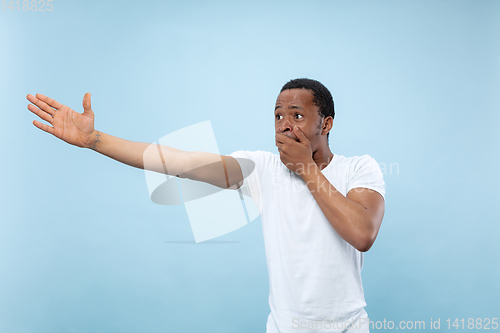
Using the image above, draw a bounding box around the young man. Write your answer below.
[27,78,385,332]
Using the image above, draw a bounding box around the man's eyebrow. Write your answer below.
[274,105,282,111]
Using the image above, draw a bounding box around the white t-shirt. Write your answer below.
[229,151,386,333]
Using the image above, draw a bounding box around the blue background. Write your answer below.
[1,0,499,332]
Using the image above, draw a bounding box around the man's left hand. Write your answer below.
[275,125,315,175]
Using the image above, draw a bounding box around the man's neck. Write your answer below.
[312,145,334,171]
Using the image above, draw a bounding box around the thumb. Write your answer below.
[82,92,94,116]
[294,126,308,143]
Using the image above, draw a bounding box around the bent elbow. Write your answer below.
[354,233,377,253]
[356,242,373,253]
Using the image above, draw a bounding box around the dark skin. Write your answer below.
[274,88,385,252]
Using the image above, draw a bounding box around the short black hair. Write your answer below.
[280,78,335,138]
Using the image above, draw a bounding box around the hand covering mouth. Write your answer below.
[283,132,299,142]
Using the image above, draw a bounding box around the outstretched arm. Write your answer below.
[27,93,243,189]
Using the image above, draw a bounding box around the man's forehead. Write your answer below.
[276,88,315,106]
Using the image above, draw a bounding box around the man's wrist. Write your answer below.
[86,130,101,150]
[295,160,320,179]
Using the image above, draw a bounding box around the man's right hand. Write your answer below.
[27,92,96,148]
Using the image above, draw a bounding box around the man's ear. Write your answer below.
[321,116,334,135]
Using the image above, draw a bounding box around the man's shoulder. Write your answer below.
[229,150,283,180]
[334,153,378,168]
[329,154,382,181]
[336,153,385,198]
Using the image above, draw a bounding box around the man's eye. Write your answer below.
[276,114,283,120]
[296,114,303,119]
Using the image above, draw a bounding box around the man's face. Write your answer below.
[274,88,324,148]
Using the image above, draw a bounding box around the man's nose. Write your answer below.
[280,119,293,133]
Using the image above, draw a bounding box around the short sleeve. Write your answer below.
[347,155,386,200]
[229,150,267,215]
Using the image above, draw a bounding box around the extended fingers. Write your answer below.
[26,94,55,115]
[35,93,63,109]
[28,103,53,124]
[33,120,55,135]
